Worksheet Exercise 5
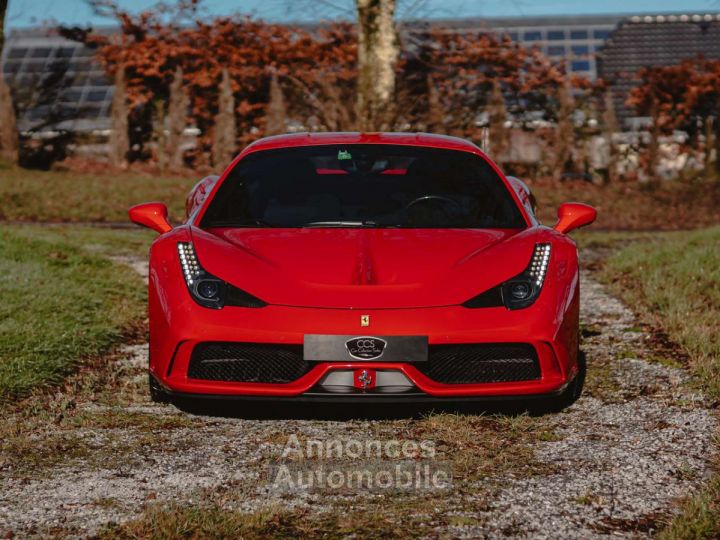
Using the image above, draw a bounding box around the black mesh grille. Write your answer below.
[418,343,540,384]
[188,342,309,383]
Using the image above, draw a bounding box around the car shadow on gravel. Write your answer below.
[171,397,548,420]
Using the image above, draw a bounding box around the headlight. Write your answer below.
[463,243,551,310]
[177,242,266,309]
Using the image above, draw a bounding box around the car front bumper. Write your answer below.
[149,295,580,399]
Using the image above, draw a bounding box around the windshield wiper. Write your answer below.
[302,221,389,228]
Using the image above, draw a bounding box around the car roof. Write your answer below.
[241,132,481,156]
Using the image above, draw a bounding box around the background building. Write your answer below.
[3,11,720,134]
[430,14,623,80]
[597,13,720,126]
[1,29,111,133]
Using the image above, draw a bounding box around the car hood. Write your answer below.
[191,226,538,309]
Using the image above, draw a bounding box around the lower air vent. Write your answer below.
[188,342,310,383]
[418,343,540,384]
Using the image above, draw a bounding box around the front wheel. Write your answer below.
[532,350,586,414]
[149,373,171,404]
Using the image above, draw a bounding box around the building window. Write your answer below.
[508,32,519,41]
[571,45,589,56]
[593,29,612,39]
[56,47,76,59]
[8,47,28,59]
[523,31,542,41]
[2,61,21,74]
[24,61,45,74]
[570,30,589,40]
[547,45,566,56]
[571,60,591,72]
[31,47,53,59]
[61,88,83,103]
[547,30,566,40]
[86,89,108,102]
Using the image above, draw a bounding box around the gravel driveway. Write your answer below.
[0,258,716,538]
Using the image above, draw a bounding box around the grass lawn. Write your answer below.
[0,225,153,402]
[595,226,720,539]
[599,227,720,399]
[530,178,720,230]
[0,167,194,223]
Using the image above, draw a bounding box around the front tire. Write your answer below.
[532,350,586,414]
[149,373,171,404]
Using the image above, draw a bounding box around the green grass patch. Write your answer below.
[0,168,193,222]
[659,459,720,540]
[101,503,436,539]
[597,226,720,538]
[530,178,720,230]
[0,225,150,401]
[599,226,720,399]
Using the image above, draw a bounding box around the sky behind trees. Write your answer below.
[6,0,719,27]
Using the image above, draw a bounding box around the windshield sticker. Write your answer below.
[337,150,352,161]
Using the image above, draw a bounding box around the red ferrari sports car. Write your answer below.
[130,132,596,410]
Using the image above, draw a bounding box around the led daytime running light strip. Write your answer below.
[528,243,551,287]
[177,242,202,286]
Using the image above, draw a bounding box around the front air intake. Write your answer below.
[418,343,540,384]
[188,342,310,383]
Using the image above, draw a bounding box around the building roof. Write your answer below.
[597,14,720,125]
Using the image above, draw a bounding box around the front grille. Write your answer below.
[418,343,540,384]
[188,342,309,383]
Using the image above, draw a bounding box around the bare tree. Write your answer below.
[0,0,18,165]
[715,111,720,176]
[704,116,717,179]
[153,99,167,170]
[426,74,443,131]
[487,79,509,163]
[212,68,236,168]
[356,0,399,131]
[646,96,660,180]
[265,70,287,136]
[602,88,619,183]
[109,65,129,168]
[167,66,188,169]
[552,80,575,181]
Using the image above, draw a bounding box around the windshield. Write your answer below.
[200,145,525,229]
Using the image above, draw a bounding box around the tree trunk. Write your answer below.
[487,79,509,163]
[0,0,5,54]
[0,0,19,165]
[602,89,619,183]
[703,115,714,180]
[646,97,660,181]
[167,66,188,170]
[426,74,443,132]
[212,68,237,168]
[109,66,129,168]
[552,81,575,182]
[355,0,399,131]
[715,107,720,176]
[154,99,167,171]
[265,70,287,136]
[0,74,18,164]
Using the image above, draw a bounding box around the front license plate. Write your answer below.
[304,335,428,362]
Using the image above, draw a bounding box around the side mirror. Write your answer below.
[554,203,597,234]
[128,202,172,234]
